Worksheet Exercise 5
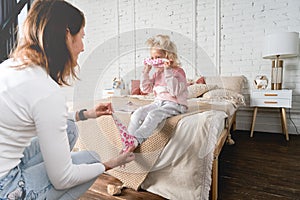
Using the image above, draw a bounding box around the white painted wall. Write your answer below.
[66,0,300,135]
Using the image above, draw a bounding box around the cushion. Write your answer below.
[204,76,245,93]
[131,80,141,95]
[130,80,148,95]
[195,76,205,84]
[187,84,216,99]
[202,89,246,106]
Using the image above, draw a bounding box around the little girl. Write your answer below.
[118,34,188,152]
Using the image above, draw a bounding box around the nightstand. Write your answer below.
[250,89,292,141]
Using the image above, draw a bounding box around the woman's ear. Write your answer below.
[66,28,72,46]
[66,28,72,38]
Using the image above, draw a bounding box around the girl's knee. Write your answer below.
[148,110,160,118]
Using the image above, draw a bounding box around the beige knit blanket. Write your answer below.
[96,97,214,190]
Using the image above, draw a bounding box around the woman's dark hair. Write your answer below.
[11,0,85,85]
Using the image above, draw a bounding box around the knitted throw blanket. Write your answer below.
[97,97,213,190]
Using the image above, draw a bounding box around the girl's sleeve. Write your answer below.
[164,68,187,97]
[140,71,154,94]
[32,90,105,190]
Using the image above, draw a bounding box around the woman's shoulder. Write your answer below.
[1,58,60,93]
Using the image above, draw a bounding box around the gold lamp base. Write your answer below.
[272,83,282,90]
[271,59,283,90]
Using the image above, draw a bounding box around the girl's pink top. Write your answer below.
[140,66,188,107]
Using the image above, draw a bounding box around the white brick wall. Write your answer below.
[66,0,300,135]
[219,0,300,135]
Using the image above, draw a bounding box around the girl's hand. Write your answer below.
[143,64,152,73]
[164,59,172,69]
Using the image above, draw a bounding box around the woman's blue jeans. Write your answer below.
[0,120,99,200]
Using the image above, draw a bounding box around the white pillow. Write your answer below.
[204,76,245,93]
[202,89,246,106]
[187,84,216,99]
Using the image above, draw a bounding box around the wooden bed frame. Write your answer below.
[211,112,236,200]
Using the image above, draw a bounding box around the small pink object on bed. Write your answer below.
[143,58,169,68]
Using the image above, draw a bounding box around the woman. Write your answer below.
[0,0,134,199]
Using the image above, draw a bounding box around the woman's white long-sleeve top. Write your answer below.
[0,59,105,189]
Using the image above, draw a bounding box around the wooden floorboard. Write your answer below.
[80,130,300,200]
[79,173,166,200]
[218,130,300,200]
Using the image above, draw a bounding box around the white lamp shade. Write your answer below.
[263,32,299,59]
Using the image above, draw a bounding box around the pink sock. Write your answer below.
[112,113,138,152]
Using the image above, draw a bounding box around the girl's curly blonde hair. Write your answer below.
[146,34,180,67]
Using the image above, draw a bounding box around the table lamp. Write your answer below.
[262,32,299,90]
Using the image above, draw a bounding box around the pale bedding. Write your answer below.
[141,110,227,200]
[146,110,227,170]
[128,95,236,116]
[187,98,236,116]
[110,96,233,199]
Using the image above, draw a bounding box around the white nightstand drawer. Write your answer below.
[250,90,292,108]
[251,90,292,99]
[250,98,291,108]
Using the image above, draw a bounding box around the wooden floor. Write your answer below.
[218,130,300,200]
[79,130,300,200]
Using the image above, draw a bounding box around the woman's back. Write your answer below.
[0,59,60,178]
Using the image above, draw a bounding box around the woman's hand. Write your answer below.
[84,102,113,119]
[94,102,113,117]
[103,151,135,171]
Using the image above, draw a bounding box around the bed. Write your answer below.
[75,75,246,200]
